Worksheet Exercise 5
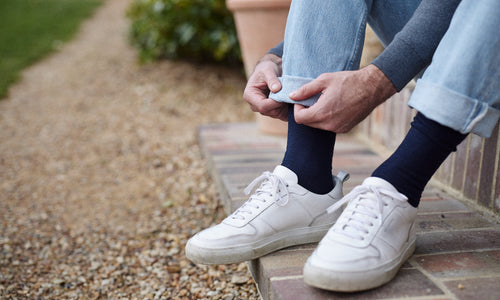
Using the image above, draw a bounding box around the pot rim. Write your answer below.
[226,0,291,10]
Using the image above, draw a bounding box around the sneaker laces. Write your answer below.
[230,171,290,221]
[326,184,407,241]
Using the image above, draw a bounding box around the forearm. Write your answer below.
[361,64,397,106]
[372,0,461,91]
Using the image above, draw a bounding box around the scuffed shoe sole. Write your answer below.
[303,239,416,292]
[186,224,333,265]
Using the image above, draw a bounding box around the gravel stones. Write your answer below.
[0,0,258,298]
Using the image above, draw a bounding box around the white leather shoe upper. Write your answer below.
[194,165,345,248]
[307,177,417,271]
[186,165,349,264]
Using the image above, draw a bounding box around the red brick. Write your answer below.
[464,135,483,200]
[270,268,444,300]
[436,155,454,187]
[416,212,496,233]
[415,252,486,274]
[495,130,500,210]
[415,229,500,255]
[452,137,468,191]
[445,277,500,300]
[478,123,498,208]
[199,122,500,300]
[491,249,500,260]
[418,197,470,213]
[251,247,313,300]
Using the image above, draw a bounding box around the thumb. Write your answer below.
[289,79,324,101]
[261,69,281,93]
[266,76,281,93]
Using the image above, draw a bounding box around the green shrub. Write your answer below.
[127,0,241,64]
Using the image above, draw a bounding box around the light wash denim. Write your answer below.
[408,0,500,137]
[270,0,500,137]
[270,0,421,106]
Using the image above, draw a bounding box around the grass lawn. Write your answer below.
[0,0,102,99]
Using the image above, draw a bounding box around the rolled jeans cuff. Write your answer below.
[269,75,319,107]
[409,80,500,138]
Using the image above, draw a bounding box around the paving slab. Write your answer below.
[198,122,500,300]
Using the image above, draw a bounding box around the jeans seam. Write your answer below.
[347,7,368,70]
[463,101,487,133]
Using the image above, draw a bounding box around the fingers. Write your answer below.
[267,103,289,121]
[244,87,287,119]
[243,61,284,118]
[294,104,333,132]
[266,73,282,93]
[294,103,315,125]
[294,103,353,133]
[257,64,281,93]
[289,77,324,101]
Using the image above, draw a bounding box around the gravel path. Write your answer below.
[0,0,257,298]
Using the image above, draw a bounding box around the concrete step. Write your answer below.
[198,122,500,300]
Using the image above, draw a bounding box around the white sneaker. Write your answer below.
[303,177,418,292]
[185,165,349,265]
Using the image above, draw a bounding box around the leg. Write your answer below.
[185,0,422,265]
[303,114,467,290]
[273,0,421,194]
[408,0,500,137]
[304,0,499,291]
[271,0,373,105]
[376,0,500,207]
[185,0,379,264]
[272,0,422,105]
[274,0,372,194]
[368,0,423,47]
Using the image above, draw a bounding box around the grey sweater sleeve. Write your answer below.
[268,41,284,57]
[372,0,461,91]
[268,0,460,91]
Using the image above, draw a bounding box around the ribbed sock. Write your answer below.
[372,112,467,207]
[282,105,336,194]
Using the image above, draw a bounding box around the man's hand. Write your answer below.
[243,54,288,121]
[290,64,397,132]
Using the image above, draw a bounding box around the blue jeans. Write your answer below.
[270,0,500,137]
[409,0,500,137]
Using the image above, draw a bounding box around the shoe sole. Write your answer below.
[303,238,416,292]
[186,224,333,265]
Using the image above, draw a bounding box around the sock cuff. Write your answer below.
[412,112,467,152]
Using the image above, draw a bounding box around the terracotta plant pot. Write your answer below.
[226,0,291,136]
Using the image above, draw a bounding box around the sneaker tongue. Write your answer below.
[362,177,398,192]
[272,165,298,185]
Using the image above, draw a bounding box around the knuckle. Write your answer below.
[317,73,330,83]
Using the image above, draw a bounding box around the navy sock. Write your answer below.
[282,105,336,194]
[372,112,467,207]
